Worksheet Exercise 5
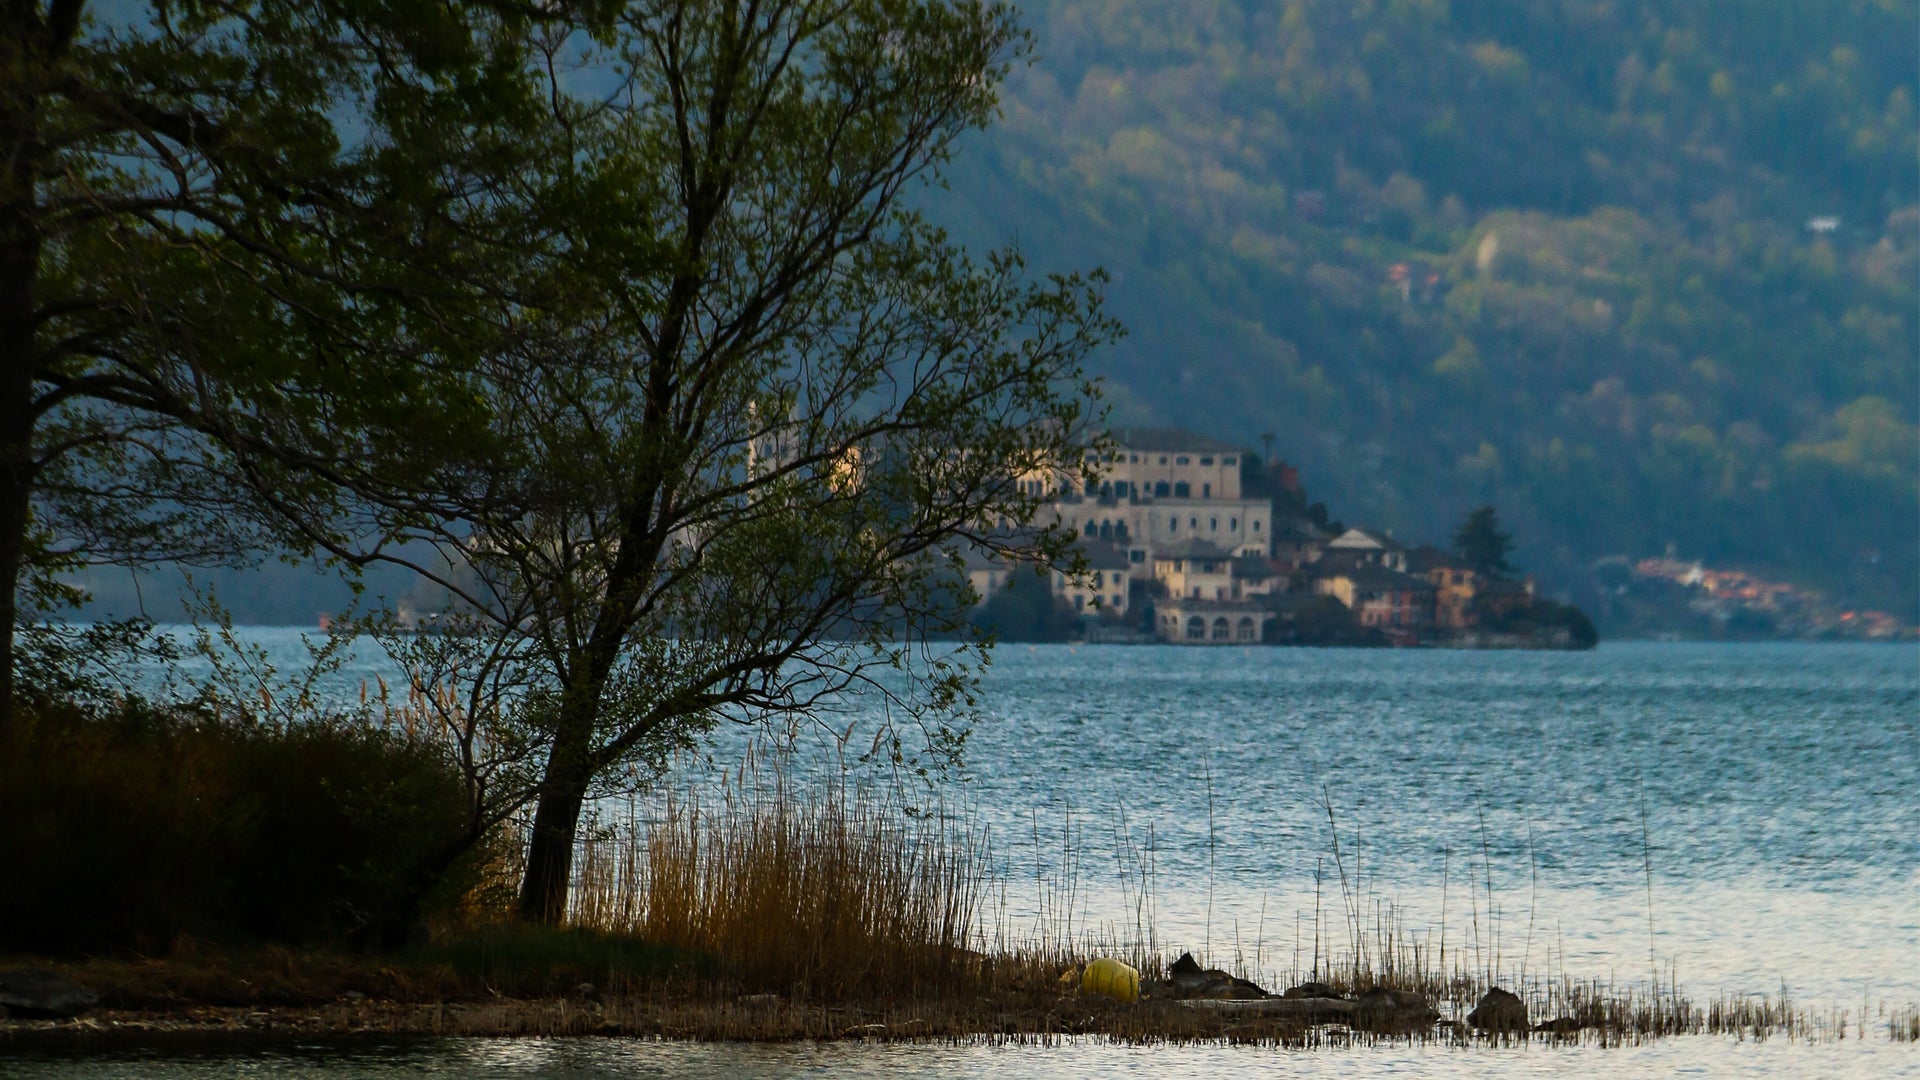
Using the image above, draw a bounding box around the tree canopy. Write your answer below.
[0,0,567,716]
[251,0,1118,922]
[1452,505,1516,577]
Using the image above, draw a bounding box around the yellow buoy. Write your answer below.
[1080,956,1140,1003]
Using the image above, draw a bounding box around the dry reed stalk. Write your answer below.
[423,766,1908,1048]
[562,770,994,1000]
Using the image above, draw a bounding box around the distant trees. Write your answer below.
[950,0,1917,617]
[972,569,1082,643]
[1452,506,1516,577]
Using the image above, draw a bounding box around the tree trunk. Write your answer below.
[516,697,599,924]
[0,6,47,731]
[0,151,39,733]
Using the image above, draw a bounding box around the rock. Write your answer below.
[1282,981,1340,999]
[1351,986,1440,1032]
[1166,952,1268,1000]
[1466,986,1529,1033]
[0,969,99,1019]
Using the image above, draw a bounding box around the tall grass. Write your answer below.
[562,768,992,1000]
[446,757,1912,1046]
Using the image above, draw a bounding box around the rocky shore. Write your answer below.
[0,957,1583,1049]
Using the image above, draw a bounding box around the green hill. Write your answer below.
[935,0,1918,619]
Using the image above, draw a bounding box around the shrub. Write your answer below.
[0,698,474,953]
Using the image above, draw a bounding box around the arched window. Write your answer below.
[1084,521,1097,536]
[1230,518,1238,531]
[1209,517,1218,531]
[1237,617,1256,641]
[1116,522,1130,540]
[1211,617,1230,640]
[1189,517,1199,530]
[1169,516,1178,532]
[1185,616,1205,640]
[1174,482,1191,498]
[1099,521,1113,541]
[1154,481,1170,497]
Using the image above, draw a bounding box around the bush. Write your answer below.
[0,698,475,954]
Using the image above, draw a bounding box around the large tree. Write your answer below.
[298,0,1117,922]
[1452,504,1516,577]
[0,0,565,720]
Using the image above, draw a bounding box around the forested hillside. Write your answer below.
[935,0,1918,618]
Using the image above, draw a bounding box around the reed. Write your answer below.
[562,768,994,1000]
[423,759,1912,1048]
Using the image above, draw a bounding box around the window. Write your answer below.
[1159,456,1168,465]
[1190,587,1199,598]
[1224,456,1236,466]
[1169,516,1178,532]
[1230,517,1238,531]
[1111,572,1125,585]
[1129,549,1144,564]
[1111,594,1122,607]
[1211,617,1230,640]
[1189,516,1198,529]
[1199,456,1213,466]
[1176,456,1190,465]
[1209,517,1218,531]
[1186,616,1205,640]
[1202,483,1211,498]
[1173,482,1190,498]
[1237,617,1256,641]
[1253,520,1262,532]
[1130,454,1139,463]
[1154,481,1170,497]
[1084,522,1096,536]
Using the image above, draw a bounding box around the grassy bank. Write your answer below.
[5,750,1909,1050]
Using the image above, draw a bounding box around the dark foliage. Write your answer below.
[0,699,477,954]
[1452,506,1517,577]
[971,567,1082,642]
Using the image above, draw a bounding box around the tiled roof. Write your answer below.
[1405,544,1468,573]
[1327,564,1436,591]
[1326,526,1405,552]
[1071,538,1133,571]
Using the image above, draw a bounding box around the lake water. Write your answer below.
[12,637,1916,1077]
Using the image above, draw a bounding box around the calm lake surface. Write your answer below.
[12,637,1915,1077]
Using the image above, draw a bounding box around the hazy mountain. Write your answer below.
[932,0,1917,616]
[70,1,1918,628]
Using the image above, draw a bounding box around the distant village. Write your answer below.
[964,428,1594,648]
[1609,557,1914,641]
